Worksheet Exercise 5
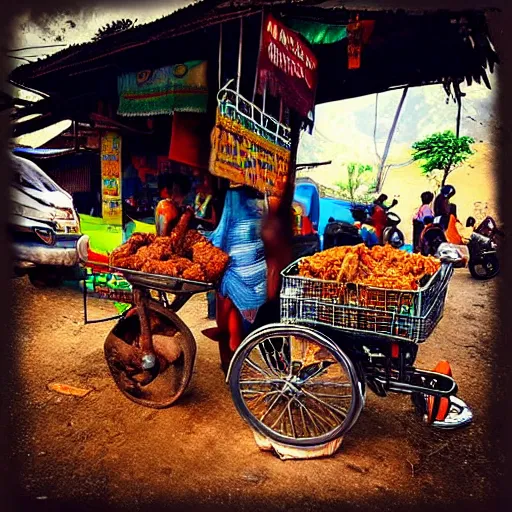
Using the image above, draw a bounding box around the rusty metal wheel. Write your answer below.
[104,299,196,408]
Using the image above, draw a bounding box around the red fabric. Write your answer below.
[215,293,245,373]
[168,112,210,169]
[301,216,314,235]
[257,14,318,117]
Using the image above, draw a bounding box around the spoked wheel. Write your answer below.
[228,324,364,447]
[104,300,196,408]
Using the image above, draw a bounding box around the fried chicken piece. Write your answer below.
[141,259,179,277]
[169,257,193,274]
[129,232,156,248]
[136,243,173,262]
[109,243,133,266]
[337,251,359,282]
[113,254,145,271]
[298,243,441,291]
[182,263,206,282]
[110,233,156,266]
[170,209,194,255]
[183,229,208,254]
[192,241,229,283]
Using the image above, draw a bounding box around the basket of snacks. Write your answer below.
[280,244,453,343]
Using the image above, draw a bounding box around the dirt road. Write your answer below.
[8,271,501,511]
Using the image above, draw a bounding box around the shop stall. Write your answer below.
[9,0,499,456]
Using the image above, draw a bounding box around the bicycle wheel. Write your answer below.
[228,324,364,447]
[104,300,196,408]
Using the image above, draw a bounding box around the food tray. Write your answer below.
[108,266,215,294]
[279,259,453,343]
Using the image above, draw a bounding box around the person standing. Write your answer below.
[445,203,464,245]
[412,191,434,252]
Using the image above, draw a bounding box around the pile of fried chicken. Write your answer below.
[298,244,441,291]
[109,210,229,283]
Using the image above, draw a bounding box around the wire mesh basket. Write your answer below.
[280,260,454,343]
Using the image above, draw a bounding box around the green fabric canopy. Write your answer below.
[287,19,348,45]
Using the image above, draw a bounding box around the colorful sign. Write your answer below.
[209,109,291,196]
[117,61,208,117]
[101,132,123,226]
[257,14,318,118]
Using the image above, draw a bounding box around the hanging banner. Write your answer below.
[101,132,123,226]
[117,61,208,117]
[257,14,318,118]
[209,109,291,196]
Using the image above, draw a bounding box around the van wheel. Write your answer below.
[29,267,63,288]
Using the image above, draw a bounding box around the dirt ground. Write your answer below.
[7,271,501,511]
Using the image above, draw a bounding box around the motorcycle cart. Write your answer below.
[227,260,473,448]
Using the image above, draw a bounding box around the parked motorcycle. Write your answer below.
[323,217,362,249]
[382,211,405,249]
[466,216,502,280]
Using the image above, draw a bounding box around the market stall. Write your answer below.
[9,0,499,458]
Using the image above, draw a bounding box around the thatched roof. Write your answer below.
[9,0,499,137]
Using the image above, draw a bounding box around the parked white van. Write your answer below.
[9,154,89,287]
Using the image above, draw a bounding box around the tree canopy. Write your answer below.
[411,130,474,186]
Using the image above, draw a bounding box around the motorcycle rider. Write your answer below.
[371,194,398,243]
[352,207,379,247]
[434,185,456,230]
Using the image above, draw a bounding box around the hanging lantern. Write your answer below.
[347,15,364,70]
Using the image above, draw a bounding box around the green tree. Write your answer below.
[336,162,375,203]
[411,130,474,187]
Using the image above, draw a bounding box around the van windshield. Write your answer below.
[11,157,61,194]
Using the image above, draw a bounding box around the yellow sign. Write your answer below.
[209,110,291,196]
[101,132,123,226]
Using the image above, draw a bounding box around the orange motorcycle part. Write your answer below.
[427,360,453,423]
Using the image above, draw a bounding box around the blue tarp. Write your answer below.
[294,182,320,229]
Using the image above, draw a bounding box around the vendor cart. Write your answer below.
[103,254,472,448]
[226,259,473,448]
[103,266,214,408]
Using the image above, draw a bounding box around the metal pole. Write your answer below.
[218,23,223,90]
[236,17,243,100]
[376,86,409,192]
[456,95,462,138]
[253,10,265,103]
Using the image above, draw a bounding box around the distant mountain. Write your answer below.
[298,73,498,178]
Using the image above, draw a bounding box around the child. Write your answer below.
[413,191,434,252]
